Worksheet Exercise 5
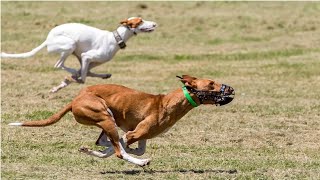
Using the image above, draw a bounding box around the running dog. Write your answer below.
[9,75,235,167]
[1,17,157,93]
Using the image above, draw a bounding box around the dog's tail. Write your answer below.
[1,40,47,59]
[9,103,72,127]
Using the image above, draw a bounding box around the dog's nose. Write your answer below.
[153,23,157,28]
[217,84,235,106]
[227,86,235,95]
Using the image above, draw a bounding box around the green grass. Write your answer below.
[2,1,320,180]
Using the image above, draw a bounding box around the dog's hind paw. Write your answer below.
[79,147,89,153]
[50,87,59,93]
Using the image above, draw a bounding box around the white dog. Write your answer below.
[1,17,157,92]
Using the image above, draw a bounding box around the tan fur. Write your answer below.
[17,75,233,160]
[120,17,143,28]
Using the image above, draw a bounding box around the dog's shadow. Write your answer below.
[100,168,237,175]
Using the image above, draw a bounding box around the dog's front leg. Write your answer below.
[79,140,149,166]
[121,136,146,156]
[94,120,150,166]
[96,131,146,156]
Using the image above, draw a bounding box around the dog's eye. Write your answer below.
[209,82,214,86]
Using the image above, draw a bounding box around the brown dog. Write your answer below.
[9,75,235,166]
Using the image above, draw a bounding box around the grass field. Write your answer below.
[1,2,320,179]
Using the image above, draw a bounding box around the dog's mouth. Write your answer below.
[140,28,155,32]
[214,85,235,106]
[189,84,235,106]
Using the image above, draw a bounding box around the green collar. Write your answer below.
[182,86,198,107]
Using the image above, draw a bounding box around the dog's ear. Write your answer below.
[178,75,197,87]
[131,23,139,28]
[120,19,129,26]
[120,19,136,28]
[130,17,143,28]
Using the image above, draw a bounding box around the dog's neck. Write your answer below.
[116,26,135,43]
[161,88,201,122]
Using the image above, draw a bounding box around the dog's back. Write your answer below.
[77,84,163,130]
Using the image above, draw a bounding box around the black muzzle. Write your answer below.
[188,84,235,106]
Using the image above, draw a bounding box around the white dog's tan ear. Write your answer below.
[121,17,143,28]
[120,19,129,25]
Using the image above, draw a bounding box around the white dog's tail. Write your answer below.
[1,40,47,58]
[8,103,72,127]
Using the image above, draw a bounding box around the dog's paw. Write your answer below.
[102,74,112,79]
[139,159,151,167]
[50,87,59,93]
[79,147,89,153]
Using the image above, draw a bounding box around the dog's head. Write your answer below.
[120,17,157,34]
[177,75,235,106]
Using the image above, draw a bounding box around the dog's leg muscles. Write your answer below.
[124,118,154,146]
[95,120,121,156]
[51,36,76,72]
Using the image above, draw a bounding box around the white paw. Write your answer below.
[50,87,59,93]
[139,159,151,167]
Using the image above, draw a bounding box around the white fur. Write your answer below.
[8,122,23,126]
[1,17,157,93]
[79,139,149,166]
[119,142,150,166]
[88,134,147,156]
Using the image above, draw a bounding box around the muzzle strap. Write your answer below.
[182,86,198,107]
[186,85,234,106]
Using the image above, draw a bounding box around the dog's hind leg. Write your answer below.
[79,146,115,158]
[54,52,78,76]
[50,76,76,93]
[48,35,79,76]
[96,120,150,166]
[74,94,150,166]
